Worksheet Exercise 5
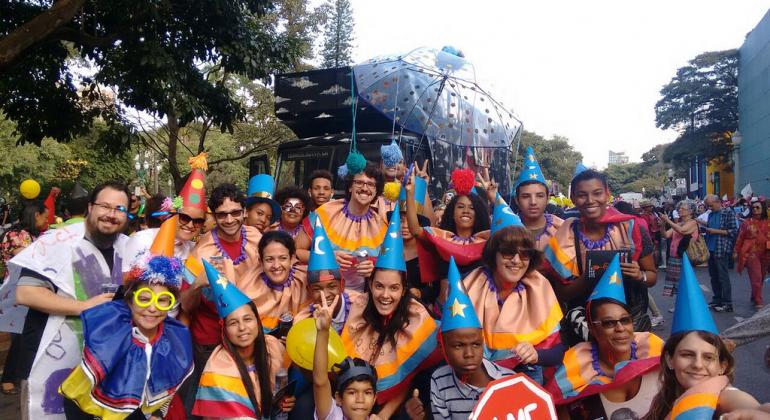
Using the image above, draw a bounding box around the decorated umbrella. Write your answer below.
[353,46,523,193]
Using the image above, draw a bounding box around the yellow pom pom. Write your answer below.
[188,152,209,171]
[383,182,401,202]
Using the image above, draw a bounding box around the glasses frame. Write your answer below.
[132,287,176,311]
[92,202,132,219]
[214,209,244,221]
[591,316,633,330]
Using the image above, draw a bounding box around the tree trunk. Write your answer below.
[166,109,184,194]
[0,0,86,70]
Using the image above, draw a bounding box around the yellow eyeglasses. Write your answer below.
[133,287,176,311]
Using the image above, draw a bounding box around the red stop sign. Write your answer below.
[470,373,557,420]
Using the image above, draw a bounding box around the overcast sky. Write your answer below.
[346,0,770,168]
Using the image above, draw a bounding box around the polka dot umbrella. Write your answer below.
[353,46,523,149]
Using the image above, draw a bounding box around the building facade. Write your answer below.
[738,9,770,197]
[608,150,629,166]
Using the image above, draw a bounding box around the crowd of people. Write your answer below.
[0,144,768,419]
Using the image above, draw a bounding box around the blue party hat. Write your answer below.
[588,254,626,305]
[245,174,280,222]
[203,260,252,319]
[442,257,482,332]
[308,219,339,273]
[375,203,407,272]
[491,193,523,235]
[515,147,547,190]
[671,253,718,335]
[573,162,589,178]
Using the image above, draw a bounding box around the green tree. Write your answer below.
[0,0,301,148]
[319,0,355,68]
[513,130,583,192]
[655,49,738,166]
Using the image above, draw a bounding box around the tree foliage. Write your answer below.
[0,0,301,148]
[513,130,583,192]
[319,0,355,68]
[655,49,738,166]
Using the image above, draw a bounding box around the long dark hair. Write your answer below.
[644,330,735,420]
[223,301,272,417]
[12,200,46,237]
[362,268,412,364]
[439,193,490,234]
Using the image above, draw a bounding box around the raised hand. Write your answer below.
[405,389,425,420]
[314,290,333,331]
[414,160,430,181]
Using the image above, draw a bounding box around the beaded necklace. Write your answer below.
[278,223,302,238]
[484,268,526,307]
[451,234,477,244]
[260,266,296,292]
[576,221,612,250]
[212,226,248,265]
[532,213,554,243]
[341,201,375,222]
[591,340,638,378]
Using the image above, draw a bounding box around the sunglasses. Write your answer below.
[592,316,633,329]
[178,212,206,227]
[499,248,535,261]
[214,209,244,220]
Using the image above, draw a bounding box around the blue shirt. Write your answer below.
[706,211,721,252]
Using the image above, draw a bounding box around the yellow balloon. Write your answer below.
[19,179,41,199]
[286,318,347,371]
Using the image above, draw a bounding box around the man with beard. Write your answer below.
[514,148,563,250]
[296,163,387,292]
[180,183,263,416]
[0,181,130,419]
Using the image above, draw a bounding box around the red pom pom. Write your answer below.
[451,168,476,196]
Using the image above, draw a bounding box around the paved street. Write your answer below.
[0,266,767,418]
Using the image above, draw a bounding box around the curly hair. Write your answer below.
[344,163,385,203]
[439,193,490,235]
[208,183,246,212]
[275,186,311,219]
[644,331,735,420]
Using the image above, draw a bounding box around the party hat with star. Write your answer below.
[203,259,251,319]
[441,256,482,332]
[671,253,718,335]
[514,147,547,190]
[490,193,524,235]
[308,219,339,273]
[588,253,626,305]
[374,202,406,272]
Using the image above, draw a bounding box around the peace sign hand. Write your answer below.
[314,290,334,331]
[414,160,430,181]
[477,167,498,202]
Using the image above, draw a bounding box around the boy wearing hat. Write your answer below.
[295,222,358,334]
[514,147,564,251]
[406,257,514,420]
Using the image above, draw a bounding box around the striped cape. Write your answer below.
[666,375,729,420]
[416,227,490,284]
[251,265,307,332]
[193,335,288,418]
[59,301,193,419]
[314,199,388,257]
[462,267,562,368]
[341,294,442,403]
[546,332,663,405]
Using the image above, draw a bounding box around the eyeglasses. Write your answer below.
[92,202,132,219]
[753,206,763,210]
[178,212,206,227]
[591,316,633,329]
[352,179,377,189]
[214,209,244,220]
[499,249,535,261]
[281,201,305,213]
[133,287,176,311]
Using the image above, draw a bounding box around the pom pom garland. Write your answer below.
[345,151,367,176]
[380,140,404,168]
[383,182,401,202]
[450,168,476,196]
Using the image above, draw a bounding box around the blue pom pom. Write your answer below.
[337,164,349,178]
[380,141,404,168]
[346,151,367,175]
[143,256,183,288]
